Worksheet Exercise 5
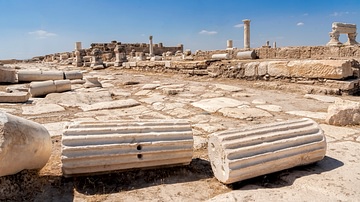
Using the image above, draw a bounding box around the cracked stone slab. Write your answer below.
[191,97,250,113]
[304,94,342,103]
[80,99,140,111]
[22,104,65,115]
[256,105,283,112]
[286,110,327,120]
[139,94,167,104]
[320,124,360,141]
[141,83,160,90]
[219,107,273,119]
[215,84,243,92]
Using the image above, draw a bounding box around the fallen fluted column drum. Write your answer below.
[17,70,64,82]
[61,119,194,177]
[0,112,52,177]
[208,118,326,184]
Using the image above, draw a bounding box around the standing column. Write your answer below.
[243,19,251,50]
[74,42,83,67]
[226,40,233,49]
[149,35,154,57]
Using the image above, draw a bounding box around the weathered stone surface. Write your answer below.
[236,50,256,59]
[84,77,102,88]
[0,112,52,177]
[0,67,17,83]
[244,62,259,77]
[256,104,283,112]
[212,53,230,60]
[326,99,360,126]
[142,83,160,90]
[22,104,65,115]
[252,99,266,104]
[320,124,360,141]
[61,119,193,176]
[208,118,326,184]
[191,97,249,113]
[6,84,28,93]
[304,94,342,103]
[219,107,273,119]
[80,99,140,111]
[267,61,290,77]
[43,122,67,137]
[288,60,353,79]
[0,92,30,103]
[214,84,243,92]
[286,110,327,120]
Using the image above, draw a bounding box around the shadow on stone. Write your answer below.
[73,158,213,195]
[229,156,344,190]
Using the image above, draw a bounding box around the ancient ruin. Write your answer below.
[327,22,358,46]
[1,19,360,201]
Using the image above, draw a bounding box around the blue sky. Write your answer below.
[0,0,359,59]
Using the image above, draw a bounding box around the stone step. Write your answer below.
[208,118,326,184]
[61,119,193,177]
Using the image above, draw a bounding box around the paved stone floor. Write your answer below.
[1,64,360,201]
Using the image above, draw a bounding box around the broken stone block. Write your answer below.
[61,119,193,176]
[17,70,64,82]
[0,67,17,83]
[326,99,360,126]
[84,77,102,88]
[0,112,52,177]
[0,92,30,103]
[208,118,326,184]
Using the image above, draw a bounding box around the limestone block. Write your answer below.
[208,118,326,184]
[0,67,17,83]
[267,61,290,77]
[326,99,360,126]
[244,62,259,77]
[325,79,360,91]
[0,92,30,103]
[257,61,268,76]
[79,99,140,111]
[211,54,230,60]
[17,70,64,82]
[332,22,356,34]
[61,119,193,176]
[6,84,28,93]
[84,77,102,88]
[0,112,52,177]
[287,60,353,79]
[236,50,257,59]
[64,71,83,80]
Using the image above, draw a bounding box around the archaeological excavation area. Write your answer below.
[1,21,360,201]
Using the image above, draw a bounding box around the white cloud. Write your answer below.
[330,11,350,17]
[233,23,244,28]
[28,30,57,38]
[297,22,304,26]
[303,13,309,16]
[199,30,217,35]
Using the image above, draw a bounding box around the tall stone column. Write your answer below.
[73,42,83,67]
[149,35,154,57]
[345,32,358,45]
[243,19,251,49]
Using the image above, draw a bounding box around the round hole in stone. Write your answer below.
[137,154,143,159]
[137,145,142,150]
[211,143,215,151]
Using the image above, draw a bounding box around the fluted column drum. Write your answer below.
[208,118,326,184]
[61,119,193,177]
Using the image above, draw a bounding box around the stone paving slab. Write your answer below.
[80,99,140,111]
[219,107,273,119]
[286,110,327,120]
[191,97,249,113]
[22,104,65,115]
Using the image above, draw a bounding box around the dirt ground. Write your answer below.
[1,64,360,201]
